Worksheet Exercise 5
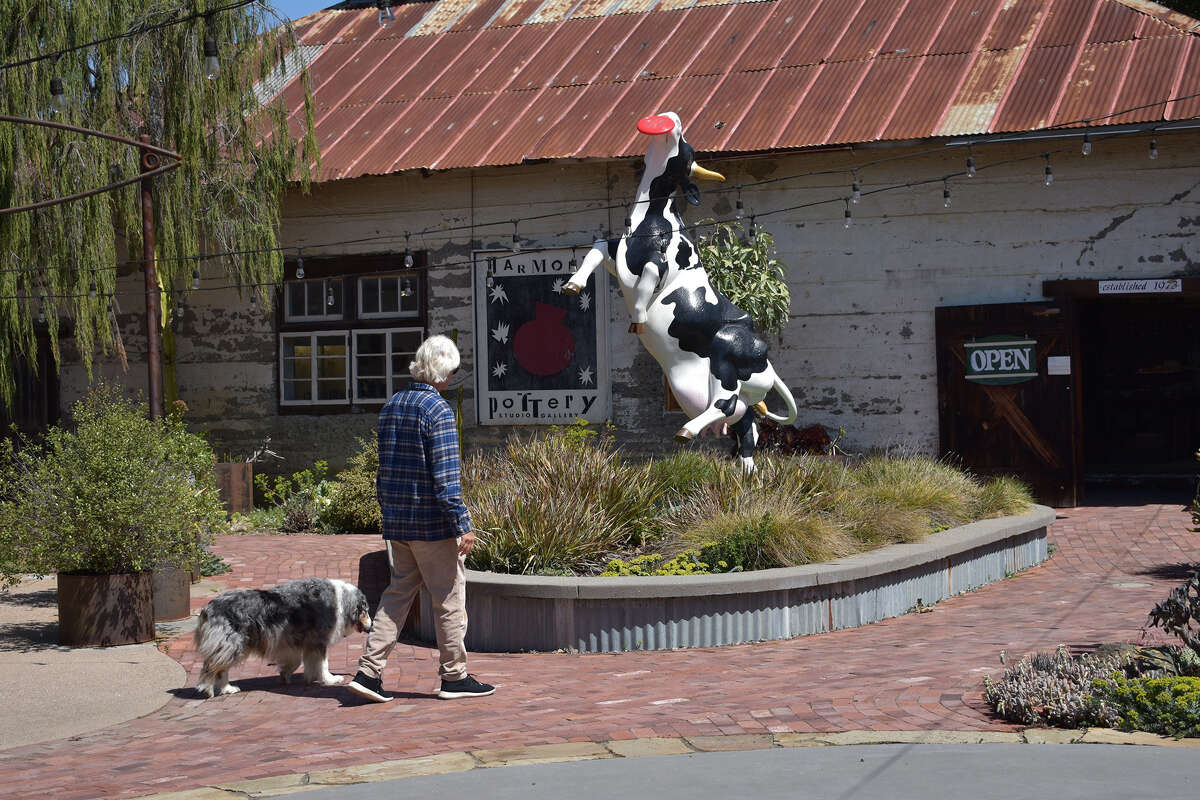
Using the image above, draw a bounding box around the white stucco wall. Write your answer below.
[58,128,1199,474]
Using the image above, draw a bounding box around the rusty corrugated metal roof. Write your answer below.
[290,0,1200,180]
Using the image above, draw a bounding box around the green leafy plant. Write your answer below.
[696,219,790,336]
[1094,675,1200,738]
[0,384,226,586]
[1146,571,1200,661]
[601,550,730,576]
[319,434,382,534]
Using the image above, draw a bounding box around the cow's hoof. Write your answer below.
[753,401,768,416]
[563,282,582,296]
[628,322,645,334]
[674,428,695,443]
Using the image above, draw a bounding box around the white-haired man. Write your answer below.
[347,335,494,702]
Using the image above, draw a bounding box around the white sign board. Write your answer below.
[473,249,610,425]
[1046,356,1071,376]
[1098,279,1182,294]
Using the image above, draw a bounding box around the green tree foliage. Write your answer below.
[0,1,318,408]
[695,219,790,336]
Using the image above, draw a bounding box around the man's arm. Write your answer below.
[426,404,472,537]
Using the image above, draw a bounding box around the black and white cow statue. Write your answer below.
[565,112,797,470]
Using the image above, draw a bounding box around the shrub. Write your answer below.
[318,434,382,534]
[0,385,225,586]
[601,550,727,576]
[254,461,330,533]
[1146,571,1200,659]
[982,646,1127,728]
[463,427,671,575]
[696,219,790,336]
[1095,675,1200,738]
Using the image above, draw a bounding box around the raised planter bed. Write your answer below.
[408,505,1055,653]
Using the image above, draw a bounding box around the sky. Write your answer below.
[269,1,335,24]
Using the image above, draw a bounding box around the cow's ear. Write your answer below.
[684,181,701,205]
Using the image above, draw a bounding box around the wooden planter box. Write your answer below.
[57,572,154,647]
[214,462,253,515]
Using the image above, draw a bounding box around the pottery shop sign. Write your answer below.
[964,335,1037,385]
[473,249,610,425]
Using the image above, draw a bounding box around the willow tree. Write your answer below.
[0,0,318,410]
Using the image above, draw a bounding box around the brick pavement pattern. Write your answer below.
[0,502,1196,799]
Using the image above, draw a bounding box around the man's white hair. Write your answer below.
[409,335,461,385]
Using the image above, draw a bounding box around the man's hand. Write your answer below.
[457,531,476,556]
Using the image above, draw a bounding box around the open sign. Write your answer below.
[964,336,1037,385]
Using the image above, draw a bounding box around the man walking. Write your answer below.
[346,335,495,702]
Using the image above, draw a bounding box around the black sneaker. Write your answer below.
[346,671,392,703]
[438,674,495,699]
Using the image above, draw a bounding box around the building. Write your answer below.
[55,0,1200,505]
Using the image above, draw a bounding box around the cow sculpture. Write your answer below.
[565,112,797,470]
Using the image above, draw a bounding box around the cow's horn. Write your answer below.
[691,164,725,182]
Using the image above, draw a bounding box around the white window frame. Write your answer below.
[279,330,350,406]
[283,278,344,322]
[357,273,420,320]
[352,326,425,404]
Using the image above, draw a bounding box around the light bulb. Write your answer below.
[89,281,97,298]
[943,182,951,208]
[327,286,335,307]
[735,192,744,219]
[747,216,756,237]
[249,293,256,310]
[1044,160,1054,187]
[843,200,852,229]
[203,36,220,80]
[1149,139,1159,160]
[967,154,976,178]
[295,254,305,279]
[192,269,200,290]
[1081,133,1091,156]
[48,76,65,116]
[377,0,396,28]
[400,278,413,298]
[851,179,861,204]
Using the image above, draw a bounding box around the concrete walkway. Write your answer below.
[0,500,1195,799]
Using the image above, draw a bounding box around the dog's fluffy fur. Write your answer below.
[193,577,371,698]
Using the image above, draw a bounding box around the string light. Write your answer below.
[88,279,97,298]
[377,0,396,28]
[1081,132,1092,156]
[735,186,744,219]
[37,294,46,323]
[1043,154,1054,186]
[326,285,335,307]
[295,248,304,279]
[191,263,200,290]
[400,277,413,297]
[943,179,951,209]
[568,248,577,269]
[511,221,520,253]
[48,76,65,116]
[843,198,852,229]
[249,292,256,311]
[403,232,413,268]
[203,28,220,80]
[1149,139,1159,160]
[747,215,756,237]
[851,171,861,204]
[967,146,976,178]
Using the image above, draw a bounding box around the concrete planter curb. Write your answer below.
[412,505,1056,653]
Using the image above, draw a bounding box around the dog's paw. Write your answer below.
[219,684,241,696]
[314,674,345,686]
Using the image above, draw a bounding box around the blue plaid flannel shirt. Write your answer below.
[376,383,472,541]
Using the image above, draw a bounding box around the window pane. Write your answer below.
[317,379,346,401]
[316,335,345,357]
[361,279,379,315]
[282,357,311,380]
[381,277,399,313]
[357,332,385,354]
[357,378,387,400]
[306,282,323,316]
[284,379,311,401]
[286,283,305,318]
[317,356,345,380]
[357,355,386,377]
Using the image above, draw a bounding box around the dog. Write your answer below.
[193,577,371,698]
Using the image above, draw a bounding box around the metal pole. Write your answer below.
[140,134,164,420]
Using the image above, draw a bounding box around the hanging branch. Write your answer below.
[0,0,319,410]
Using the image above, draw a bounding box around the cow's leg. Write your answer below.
[628,260,661,333]
[728,412,758,473]
[564,240,611,295]
[676,373,744,441]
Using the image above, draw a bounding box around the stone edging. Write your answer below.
[132,728,1200,799]
[409,505,1056,653]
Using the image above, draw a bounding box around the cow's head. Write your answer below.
[636,112,725,206]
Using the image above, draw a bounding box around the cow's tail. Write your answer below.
[760,374,797,425]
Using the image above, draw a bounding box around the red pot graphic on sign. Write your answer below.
[513,302,575,376]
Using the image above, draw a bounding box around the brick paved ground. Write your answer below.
[0,502,1196,799]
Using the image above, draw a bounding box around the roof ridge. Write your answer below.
[1107,0,1200,34]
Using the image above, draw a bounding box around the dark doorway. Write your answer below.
[0,334,60,441]
[1079,297,1200,494]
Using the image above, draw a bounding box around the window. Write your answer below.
[358,274,420,319]
[284,278,343,321]
[353,327,424,402]
[277,252,427,411]
[280,331,350,405]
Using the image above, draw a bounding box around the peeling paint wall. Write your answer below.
[57,129,1199,476]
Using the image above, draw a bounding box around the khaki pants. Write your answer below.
[359,538,468,682]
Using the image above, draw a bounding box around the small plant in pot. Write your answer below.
[0,384,227,646]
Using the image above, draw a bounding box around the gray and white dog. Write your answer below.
[193,577,371,698]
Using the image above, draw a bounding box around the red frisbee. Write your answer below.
[637,115,675,135]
